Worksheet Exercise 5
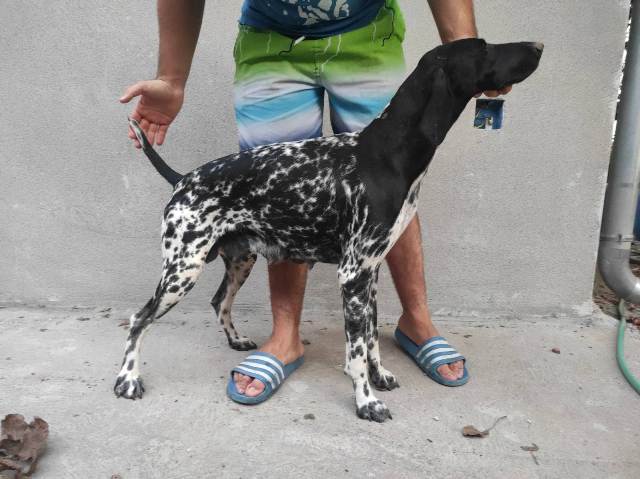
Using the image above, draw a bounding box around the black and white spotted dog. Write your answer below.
[115,39,542,421]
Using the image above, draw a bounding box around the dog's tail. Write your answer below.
[128,118,183,187]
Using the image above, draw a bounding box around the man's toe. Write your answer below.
[436,364,457,380]
[451,360,465,379]
[234,372,252,394]
[245,378,266,397]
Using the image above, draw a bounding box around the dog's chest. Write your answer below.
[382,170,426,253]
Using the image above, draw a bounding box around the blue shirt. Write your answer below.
[239,0,386,39]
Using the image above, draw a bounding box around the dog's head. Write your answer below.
[414,39,543,145]
[433,38,543,96]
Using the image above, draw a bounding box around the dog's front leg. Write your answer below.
[340,265,392,422]
[366,270,399,391]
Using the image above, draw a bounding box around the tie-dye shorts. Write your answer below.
[233,0,406,150]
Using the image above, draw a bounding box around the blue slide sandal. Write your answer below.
[395,328,469,387]
[227,351,304,405]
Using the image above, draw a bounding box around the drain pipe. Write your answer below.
[598,1,640,304]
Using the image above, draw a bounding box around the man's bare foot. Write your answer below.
[397,309,464,381]
[233,334,304,397]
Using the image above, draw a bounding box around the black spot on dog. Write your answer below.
[182,230,203,244]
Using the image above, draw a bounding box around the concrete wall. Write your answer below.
[0,1,630,317]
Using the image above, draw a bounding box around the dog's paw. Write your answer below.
[114,375,145,399]
[356,399,392,422]
[228,337,258,351]
[370,368,400,391]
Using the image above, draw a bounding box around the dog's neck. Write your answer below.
[357,55,470,190]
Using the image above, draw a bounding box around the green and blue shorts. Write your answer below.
[233,0,406,150]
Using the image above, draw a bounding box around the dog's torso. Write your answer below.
[164,131,420,270]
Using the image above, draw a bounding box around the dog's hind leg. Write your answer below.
[365,270,399,391]
[339,262,392,422]
[114,225,214,399]
[211,252,258,351]
[113,296,157,399]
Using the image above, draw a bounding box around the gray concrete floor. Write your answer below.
[1,305,639,479]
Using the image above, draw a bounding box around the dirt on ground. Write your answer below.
[592,242,640,327]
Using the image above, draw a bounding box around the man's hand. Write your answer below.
[477,85,512,98]
[120,78,184,148]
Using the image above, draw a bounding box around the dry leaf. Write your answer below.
[0,414,49,477]
[521,443,540,465]
[461,415,507,438]
[462,425,488,437]
[521,443,539,452]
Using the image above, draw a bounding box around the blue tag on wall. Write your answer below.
[474,99,504,129]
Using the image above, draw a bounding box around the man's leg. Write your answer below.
[234,262,307,396]
[232,25,323,396]
[321,0,463,381]
[386,216,464,380]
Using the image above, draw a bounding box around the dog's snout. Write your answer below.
[532,42,544,56]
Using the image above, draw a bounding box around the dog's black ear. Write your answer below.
[418,67,453,146]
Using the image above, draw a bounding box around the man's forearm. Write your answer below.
[156,0,205,88]
[427,0,477,44]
